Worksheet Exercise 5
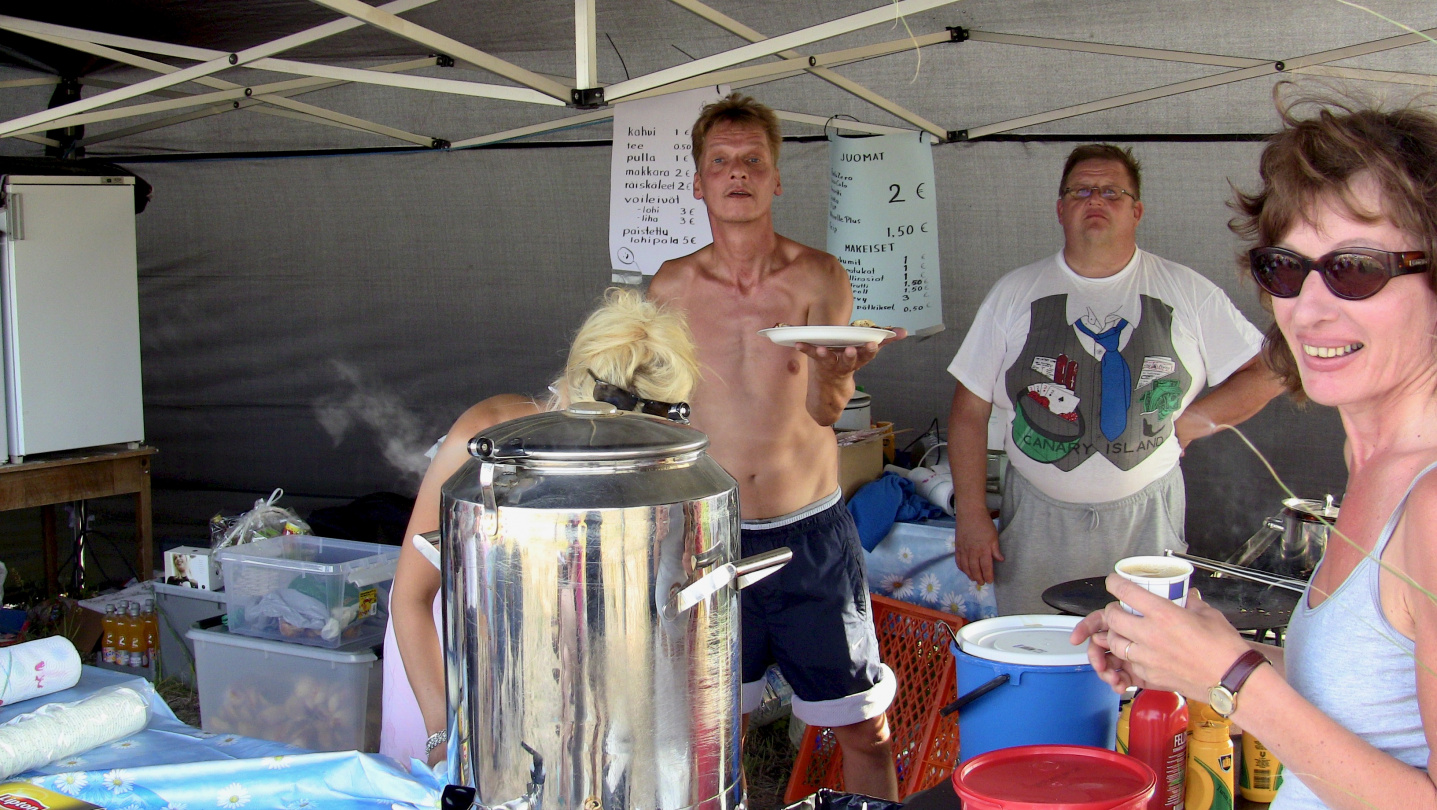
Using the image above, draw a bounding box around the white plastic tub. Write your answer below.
[189,620,381,752]
[215,535,398,649]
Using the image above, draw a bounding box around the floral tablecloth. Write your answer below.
[864,518,998,622]
[5,666,443,809]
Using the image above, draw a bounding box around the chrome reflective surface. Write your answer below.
[441,408,743,810]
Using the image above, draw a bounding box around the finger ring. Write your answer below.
[1124,641,1135,658]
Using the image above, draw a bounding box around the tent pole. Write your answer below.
[8,27,444,146]
[575,0,598,91]
[0,0,443,137]
[604,0,961,102]
[451,110,616,149]
[958,25,1437,139]
[664,0,949,140]
[620,31,951,101]
[306,0,572,102]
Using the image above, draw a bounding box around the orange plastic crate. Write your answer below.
[783,594,964,803]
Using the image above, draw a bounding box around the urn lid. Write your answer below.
[469,402,708,463]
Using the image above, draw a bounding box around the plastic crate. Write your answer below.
[189,619,382,752]
[784,594,964,802]
[215,535,398,649]
[152,580,227,686]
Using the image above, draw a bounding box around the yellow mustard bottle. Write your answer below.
[1240,733,1284,802]
[1186,721,1234,810]
[1188,699,1224,729]
[1116,693,1133,754]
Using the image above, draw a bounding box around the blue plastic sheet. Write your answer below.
[3,666,443,809]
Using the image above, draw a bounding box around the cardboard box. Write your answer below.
[164,546,220,591]
[837,430,884,500]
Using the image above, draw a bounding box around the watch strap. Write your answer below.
[1219,649,1269,695]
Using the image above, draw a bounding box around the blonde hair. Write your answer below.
[548,288,700,410]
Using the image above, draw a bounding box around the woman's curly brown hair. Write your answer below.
[1229,84,1437,398]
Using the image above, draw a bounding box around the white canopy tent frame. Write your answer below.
[0,0,966,151]
[957,26,1437,139]
[0,3,1432,153]
[3,25,446,146]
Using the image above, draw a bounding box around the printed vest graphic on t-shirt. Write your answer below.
[1007,293,1192,472]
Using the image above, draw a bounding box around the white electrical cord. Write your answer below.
[915,440,948,470]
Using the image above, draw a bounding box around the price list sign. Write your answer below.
[826,132,944,335]
[608,86,727,280]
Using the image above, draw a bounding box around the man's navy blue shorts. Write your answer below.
[739,492,895,727]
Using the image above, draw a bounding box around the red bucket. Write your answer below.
[953,744,1156,810]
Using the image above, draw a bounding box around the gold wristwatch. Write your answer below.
[1208,649,1269,718]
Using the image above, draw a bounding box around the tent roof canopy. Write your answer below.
[0,1,1434,158]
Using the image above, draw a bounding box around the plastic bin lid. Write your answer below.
[953,744,1156,810]
[957,614,1090,666]
[187,621,378,663]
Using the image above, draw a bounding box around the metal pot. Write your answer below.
[1279,496,1338,579]
[440,402,788,810]
[835,390,871,431]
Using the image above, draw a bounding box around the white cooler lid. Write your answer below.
[958,614,1091,666]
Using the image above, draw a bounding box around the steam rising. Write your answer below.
[313,360,434,483]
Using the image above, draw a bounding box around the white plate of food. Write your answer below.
[759,325,896,348]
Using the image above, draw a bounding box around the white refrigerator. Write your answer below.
[0,175,144,462]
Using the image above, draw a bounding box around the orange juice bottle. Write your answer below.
[142,600,159,667]
[101,605,117,664]
[113,602,131,666]
[127,603,147,667]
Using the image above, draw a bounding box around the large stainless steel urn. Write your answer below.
[440,402,784,810]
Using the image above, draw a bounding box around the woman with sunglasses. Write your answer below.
[1073,93,1437,810]
[380,287,700,766]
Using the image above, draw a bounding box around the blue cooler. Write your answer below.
[952,614,1120,761]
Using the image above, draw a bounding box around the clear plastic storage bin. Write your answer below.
[215,535,398,649]
[189,620,382,752]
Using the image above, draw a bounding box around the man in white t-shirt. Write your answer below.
[946,144,1283,614]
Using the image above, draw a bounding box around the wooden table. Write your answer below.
[0,444,156,594]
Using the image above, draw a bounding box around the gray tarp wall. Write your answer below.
[123,137,1343,560]
[0,0,1425,560]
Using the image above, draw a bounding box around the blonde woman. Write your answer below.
[380,288,700,766]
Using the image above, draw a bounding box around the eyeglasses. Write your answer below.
[588,370,691,423]
[1248,246,1429,301]
[1061,186,1137,202]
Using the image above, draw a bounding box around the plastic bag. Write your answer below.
[211,488,310,553]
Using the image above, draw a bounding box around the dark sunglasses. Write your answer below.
[1248,246,1428,301]
[588,370,690,423]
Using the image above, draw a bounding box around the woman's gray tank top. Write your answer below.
[1270,461,1436,810]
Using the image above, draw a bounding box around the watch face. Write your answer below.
[1209,686,1235,717]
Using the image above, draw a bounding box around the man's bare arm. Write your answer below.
[949,382,1003,584]
[798,257,908,424]
[1174,356,1284,450]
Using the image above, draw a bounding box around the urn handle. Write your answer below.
[663,547,792,619]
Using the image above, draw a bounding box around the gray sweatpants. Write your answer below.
[994,465,1187,615]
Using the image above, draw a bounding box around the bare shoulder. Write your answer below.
[777,235,851,322]
[450,394,542,441]
[651,246,710,303]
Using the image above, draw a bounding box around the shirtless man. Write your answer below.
[649,93,904,800]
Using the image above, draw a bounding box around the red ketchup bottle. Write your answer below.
[1129,689,1189,810]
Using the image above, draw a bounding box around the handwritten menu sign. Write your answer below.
[827,132,943,335]
[608,86,728,281]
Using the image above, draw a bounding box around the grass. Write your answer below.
[746,717,798,810]
[155,676,200,728]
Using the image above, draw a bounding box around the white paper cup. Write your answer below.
[1115,555,1193,615]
